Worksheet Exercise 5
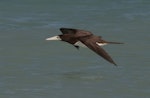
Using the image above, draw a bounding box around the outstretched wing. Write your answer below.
[80,39,117,66]
[60,28,92,37]
[60,28,77,34]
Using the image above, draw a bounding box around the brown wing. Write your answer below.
[60,28,92,37]
[60,28,77,34]
[80,39,117,66]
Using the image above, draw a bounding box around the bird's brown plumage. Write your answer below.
[59,28,123,66]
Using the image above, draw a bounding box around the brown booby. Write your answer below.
[46,28,123,66]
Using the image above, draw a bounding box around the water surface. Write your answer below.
[0,0,150,98]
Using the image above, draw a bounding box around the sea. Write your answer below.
[0,0,150,98]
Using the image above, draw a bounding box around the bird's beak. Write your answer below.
[46,36,61,41]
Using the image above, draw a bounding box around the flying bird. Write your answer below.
[46,28,123,66]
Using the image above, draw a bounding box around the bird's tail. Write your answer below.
[107,41,124,44]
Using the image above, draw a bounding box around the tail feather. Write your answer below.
[107,41,124,44]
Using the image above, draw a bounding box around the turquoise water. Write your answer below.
[0,0,150,98]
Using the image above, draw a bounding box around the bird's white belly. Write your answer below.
[74,41,107,48]
[74,41,87,47]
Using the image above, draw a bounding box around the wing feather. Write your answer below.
[60,28,76,34]
[60,28,92,37]
[81,40,117,66]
